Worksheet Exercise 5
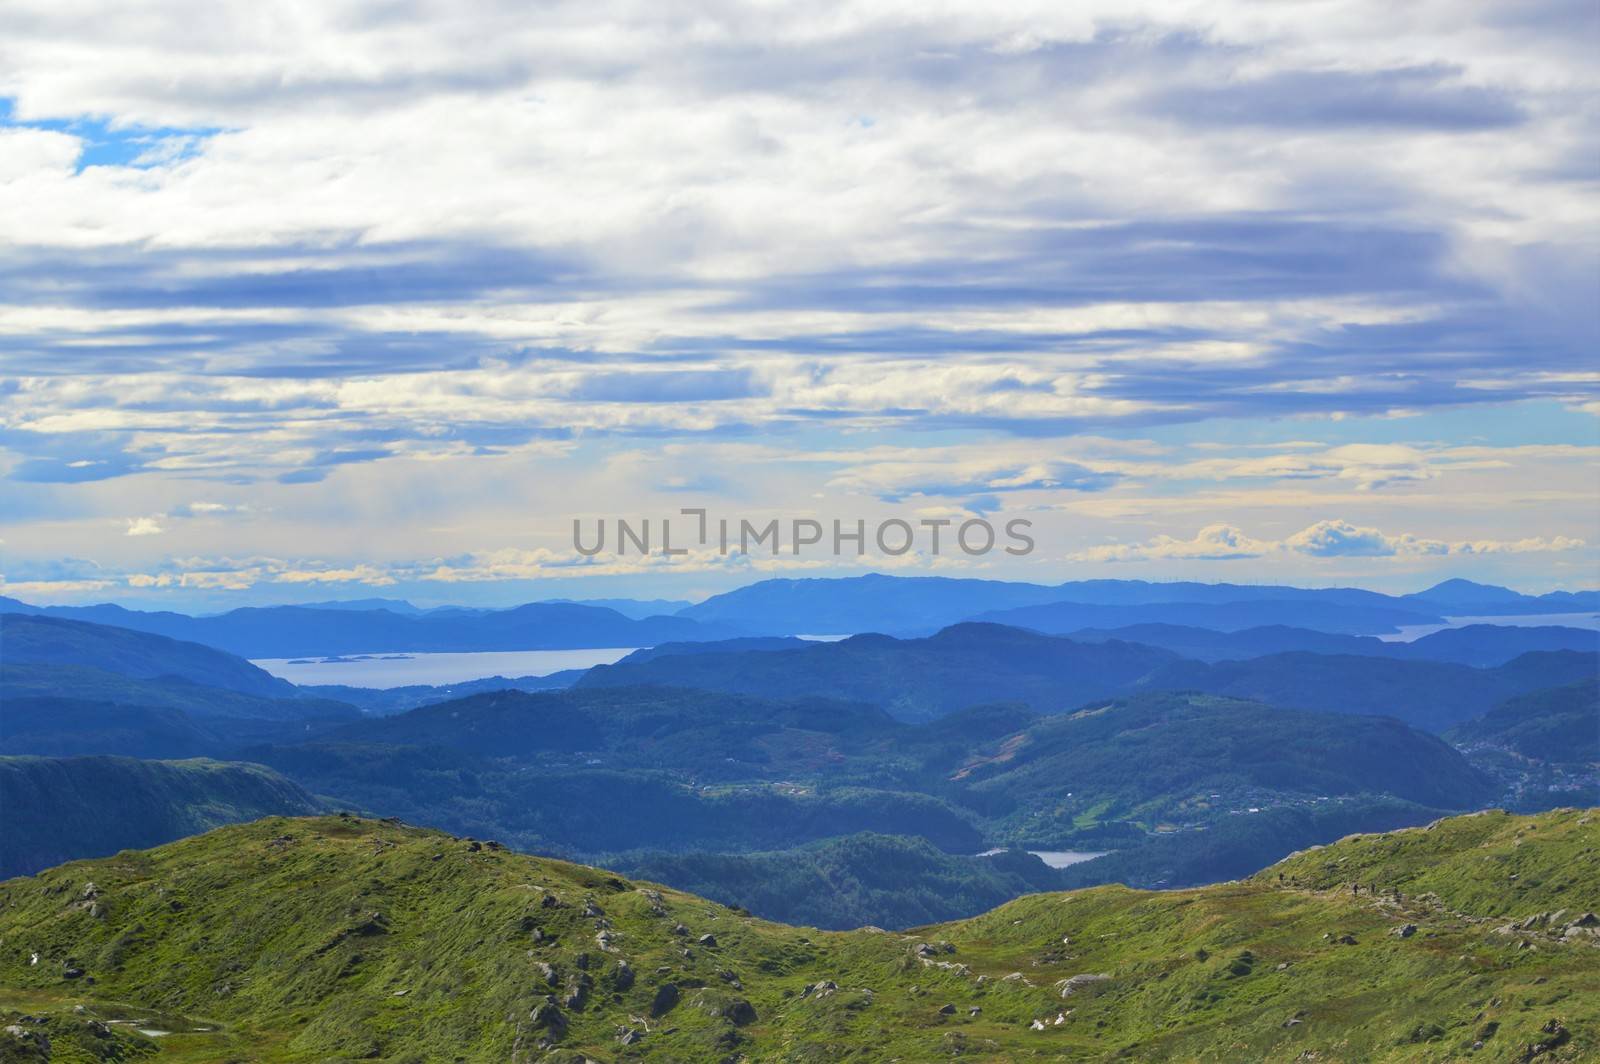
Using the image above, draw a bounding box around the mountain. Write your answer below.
[314,686,900,773]
[675,574,1598,637]
[545,597,695,619]
[1069,622,1390,661]
[0,662,358,721]
[290,597,428,613]
[1070,622,1598,666]
[1402,624,1599,667]
[1140,649,1600,732]
[977,597,1441,636]
[674,574,1073,634]
[297,670,585,715]
[0,613,294,698]
[228,685,1493,895]
[1449,679,1600,765]
[0,810,1593,1062]
[947,692,1494,844]
[0,689,361,761]
[610,635,811,664]
[1404,577,1600,615]
[0,597,746,657]
[0,756,323,879]
[578,621,1595,730]
[1404,578,1530,608]
[578,623,1181,721]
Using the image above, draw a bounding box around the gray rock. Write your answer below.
[650,982,680,1017]
[529,1001,566,1033]
[1056,973,1111,998]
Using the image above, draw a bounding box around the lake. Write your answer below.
[252,647,639,687]
[976,848,1107,869]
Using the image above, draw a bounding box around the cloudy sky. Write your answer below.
[2,0,1596,608]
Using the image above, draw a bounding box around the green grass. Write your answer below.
[0,809,1594,1062]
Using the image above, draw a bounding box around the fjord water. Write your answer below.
[1378,610,1600,642]
[251,647,639,685]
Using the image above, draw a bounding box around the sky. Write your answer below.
[1,0,1597,610]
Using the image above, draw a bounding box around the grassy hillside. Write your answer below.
[0,756,325,879]
[0,809,1594,1062]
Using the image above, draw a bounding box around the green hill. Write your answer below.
[235,690,1490,865]
[0,756,325,879]
[0,809,1594,1062]
[1449,679,1599,765]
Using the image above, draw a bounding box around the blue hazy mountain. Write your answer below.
[578,623,1182,721]
[1402,578,1600,615]
[0,615,363,758]
[975,598,1440,636]
[576,622,1597,732]
[1141,649,1598,732]
[671,574,1487,636]
[1,613,295,698]
[544,597,696,619]
[0,597,745,657]
[5,576,1591,655]
[1069,622,1598,666]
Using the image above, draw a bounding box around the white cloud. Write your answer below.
[1075,519,1587,562]
[1071,524,1272,562]
[0,1,1595,603]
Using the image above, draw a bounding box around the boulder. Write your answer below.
[1056,973,1110,998]
[650,982,680,1017]
[529,1001,566,1034]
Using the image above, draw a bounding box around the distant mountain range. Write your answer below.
[0,596,745,657]
[1069,622,1598,666]
[675,574,1597,637]
[578,622,1597,731]
[3,603,1592,930]
[5,575,1593,658]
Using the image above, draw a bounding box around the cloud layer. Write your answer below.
[0,1,1596,603]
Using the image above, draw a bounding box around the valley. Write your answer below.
[2,575,1594,937]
